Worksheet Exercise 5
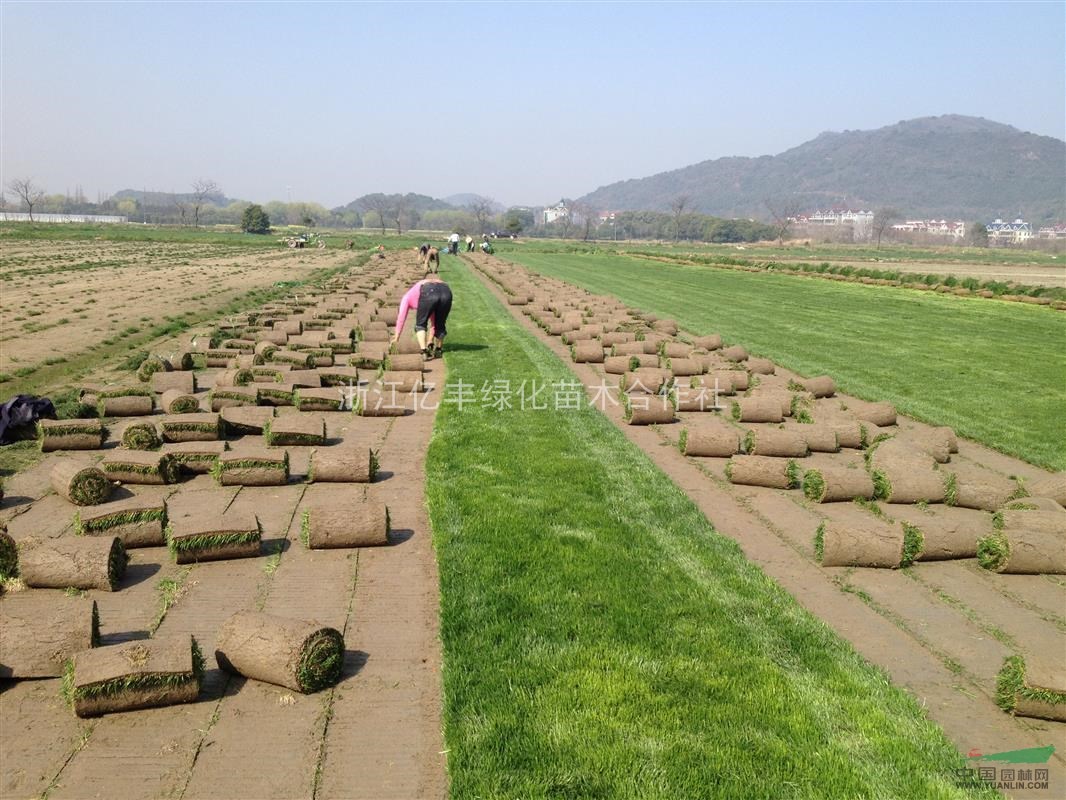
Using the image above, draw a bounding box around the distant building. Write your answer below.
[543,201,569,225]
[1037,224,1066,240]
[891,219,966,238]
[803,209,874,226]
[598,210,617,223]
[0,212,128,224]
[986,218,1032,244]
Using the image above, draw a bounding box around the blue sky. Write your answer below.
[2,1,1063,208]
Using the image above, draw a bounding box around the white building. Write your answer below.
[0,212,128,224]
[1036,225,1066,240]
[805,209,874,226]
[986,219,1032,244]
[543,201,569,225]
[891,219,966,238]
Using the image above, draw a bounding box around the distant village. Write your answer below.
[786,208,1066,245]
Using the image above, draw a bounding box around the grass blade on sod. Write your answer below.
[426,261,993,798]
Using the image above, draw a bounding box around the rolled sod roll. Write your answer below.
[162,441,228,475]
[265,416,326,447]
[19,535,126,591]
[747,357,775,375]
[258,331,288,348]
[318,367,362,387]
[52,461,114,506]
[1004,497,1063,513]
[621,368,670,394]
[626,353,660,369]
[288,370,323,388]
[255,340,279,360]
[0,594,99,678]
[601,332,634,346]
[1025,472,1066,508]
[802,466,875,503]
[725,369,750,392]
[695,371,736,397]
[308,446,378,483]
[378,371,425,394]
[221,405,275,434]
[641,335,668,355]
[222,338,256,352]
[726,456,801,489]
[212,448,289,487]
[136,355,169,383]
[815,518,915,568]
[350,344,389,368]
[851,400,897,427]
[160,388,201,414]
[691,334,723,351]
[800,424,840,453]
[999,509,1066,536]
[38,419,106,452]
[666,357,703,377]
[798,376,836,398]
[930,426,958,454]
[731,398,783,424]
[151,370,196,395]
[233,354,264,369]
[215,368,255,388]
[69,636,204,718]
[611,341,645,356]
[561,328,594,345]
[210,386,259,411]
[996,655,1066,722]
[572,341,605,363]
[743,427,808,457]
[868,453,947,505]
[0,526,16,580]
[274,319,302,336]
[661,342,691,360]
[294,387,347,411]
[679,426,741,457]
[978,528,1065,574]
[603,356,631,375]
[652,319,679,335]
[120,421,161,451]
[353,389,407,417]
[97,389,154,417]
[301,499,389,549]
[899,510,993,561]
[721,345,748,362]
[101,451,181,486]
[159,412,221,443]
[828,421,864,449]
[671,386,721,412]
[204,350,233,368]
[391,337,423,355]
[253,381,296,406]
[623,395,675,425]
[251,366,286,383]
[166,511,262,563]
[359,328,390,343]
[74,495,167,547]
[384,354,424,372]
[271,349,315,368]
[169,351,195,371]
[215,611,344,693]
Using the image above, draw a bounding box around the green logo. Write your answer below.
[967,745,1055,764]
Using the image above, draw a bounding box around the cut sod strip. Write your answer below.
[891,507,993,561]
[159,412,222,443]
[378,370,425,394]
[349,343,388,368]
[0,594,99,678]
[802,465,876,503]
[307,445,378,483]
[66,636,204,718]
[678,424,741,457]
[316,366,361,387]
[621,394,674,425]
[731,397,783,423]
[270,348,315,368]
[74,495,168,548]
[288,369,323,388]
[166,511,262,564]
[815,519,921,568]
[384,354,423,372]
[101,450,181,485]
[51,461,114,506]
[120,421,161,451]
[0,526,16,580]
[215,611,344,694]
[1025,471,1066,507]
[352,388,407,417]
[850,400,898,427]
[209,386,259,411]
[151,370,196,394]
[212,448,289,486]
[220,405,275,434]
[301,499,389,548]
[429,262,984,797]
[743,427,808,457]
[800,423,841,453]
[950,476,1016,511]
[97,387,154,417]
[670,386,720,412]
[867,440,948,504]
[160,388,201,414]
[162,441,229,474]
[977,528,1066,574]
[38,418,106,452]
[725,455,801,489]
[293,387,346,412]
[18,535,126,591]
[264,416,326,446]
[996,655,1066,722]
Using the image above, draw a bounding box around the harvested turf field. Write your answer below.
[426,261,994,798]
[502,250,1066,470]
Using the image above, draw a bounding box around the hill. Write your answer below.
[334,192,455,214]
[578,115,1066,223]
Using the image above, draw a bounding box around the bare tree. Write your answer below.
[393,195,408,235]
[8,177,45,222]
[871,208,899,249]
[764,197,802,244]
[191,178,220,227]
[174,194,190,226]
[467,196,495,234]
[670,195,690,242]
[358,194,393,236]
[557,199,574,239]
[570,200,597,241]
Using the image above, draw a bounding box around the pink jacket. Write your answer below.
[395,280,425,333]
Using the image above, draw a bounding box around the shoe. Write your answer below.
[422,348,434,362]
[434,346,443,359]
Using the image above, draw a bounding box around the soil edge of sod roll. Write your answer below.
[51,461,115,506]
[995,654,1066,721]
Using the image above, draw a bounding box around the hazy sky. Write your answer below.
[2,1,1063,208]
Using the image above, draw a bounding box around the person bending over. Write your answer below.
[393,273,453,359]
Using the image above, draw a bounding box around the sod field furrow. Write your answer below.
[426,260,994,799]
[501,250,1066,470]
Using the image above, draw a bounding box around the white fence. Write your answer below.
[0,212,128,224]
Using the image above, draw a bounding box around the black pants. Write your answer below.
[415,282,453,339]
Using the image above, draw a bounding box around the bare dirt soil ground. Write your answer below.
[0,240,353,376]
[0,252,446,800]
[468,252,1065,799]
